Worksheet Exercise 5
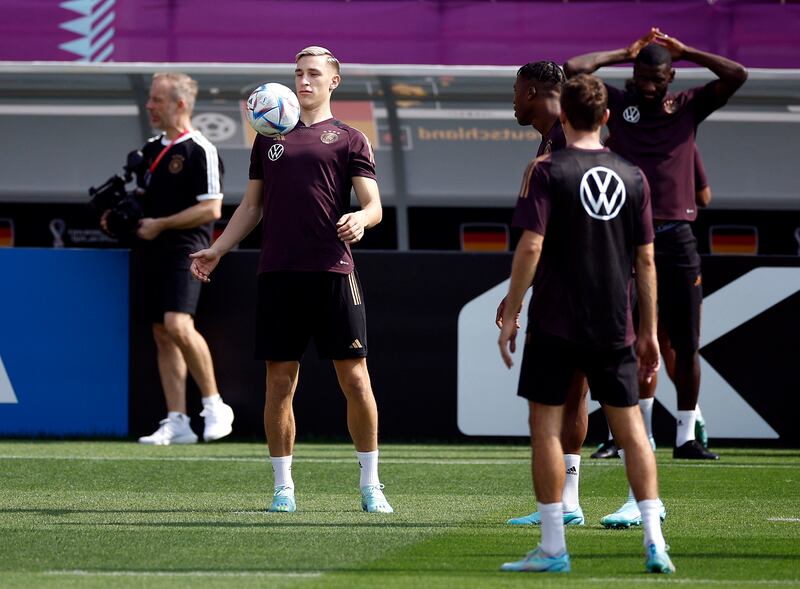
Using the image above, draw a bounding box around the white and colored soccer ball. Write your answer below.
[245,82,300,137]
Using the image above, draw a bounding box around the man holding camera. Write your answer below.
[104,72,234,445]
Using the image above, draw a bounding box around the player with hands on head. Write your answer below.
[565,28,747,463]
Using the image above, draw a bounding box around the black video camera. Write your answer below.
[88,150,147,239]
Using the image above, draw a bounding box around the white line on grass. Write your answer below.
[0,454,797,469]
[588,577,800,586]
[768,517,800,522]
[43,571,797,584]
[46,569,321,578]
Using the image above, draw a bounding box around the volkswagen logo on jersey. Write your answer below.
[267,144,285,161]
[622,105,640,123]
[580,166,627,221]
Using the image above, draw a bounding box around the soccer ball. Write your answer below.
[245,82,300,137]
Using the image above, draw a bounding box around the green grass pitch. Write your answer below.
[0,441,798,588]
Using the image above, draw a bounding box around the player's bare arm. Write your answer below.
[654,31,748,100]
[634,242,660,383]
[337,176,382,245]
[495,295,523,330]
[696,186,712,208]
[189,179,263,282]
[499,230,543,368]
[137,198,221,241]
[564,28,660,77]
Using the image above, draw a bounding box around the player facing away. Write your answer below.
[189,46,392,514]
[497,61,589,528]
[565,28,747,463]
[497,74,674,574]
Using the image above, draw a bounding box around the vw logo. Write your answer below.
[622,106,640,124]
[267,144,285,161]
[580,166,627,221]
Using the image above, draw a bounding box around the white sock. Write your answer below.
[201,394,222,408]
[695,404,704,422]
[639,499,667,551]
[538,502,567,556]
[676,410,696,446]
[607,425,614,441]
[167,411,188,422]
[639,398,654,439]
[356,450,380,488]
[562,454,581,512]
[270,455,294,489]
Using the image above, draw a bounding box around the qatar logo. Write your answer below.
[622,105,640,124]
[267,144,285,161]
[580,166,626,221]
[59,0,116,62]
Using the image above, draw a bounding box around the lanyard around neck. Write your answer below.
[148,130,191,175]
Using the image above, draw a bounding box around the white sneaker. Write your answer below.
[138,414,198,445]
[200,400,234,442]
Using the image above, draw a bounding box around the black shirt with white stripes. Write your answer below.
[138,130,224,267]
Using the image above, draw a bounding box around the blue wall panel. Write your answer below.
[0,248,128,436]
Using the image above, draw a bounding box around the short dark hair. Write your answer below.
[635,43,673,68]
[516,61,566,89]
[560,74,607,131]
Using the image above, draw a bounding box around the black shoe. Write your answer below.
[591,440,620,459]
[673,440,719,460]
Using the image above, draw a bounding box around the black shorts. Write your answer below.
[654,223,702,355]
[517,330,638,408]
[255,271,368,361]
[141,266,203,323]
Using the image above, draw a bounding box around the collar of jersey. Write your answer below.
[158,129,197,146]
[296,117,335,129]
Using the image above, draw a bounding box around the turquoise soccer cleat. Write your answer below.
[645,543,676,574]
[695,415,709,448]
[507,506,585,526]
[601,498,666,528]
[361,484,394,513]
[267,485,296,513]
[501,546,571,573]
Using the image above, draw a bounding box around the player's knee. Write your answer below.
[162,313,196,345]
[672,345,699,366]
[151,323,173,347]
[340,372,372,399]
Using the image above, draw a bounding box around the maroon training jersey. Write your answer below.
[537,118,567,157]
[513,147,654,348]
[605,81,726,222]
[249,118,376,274]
